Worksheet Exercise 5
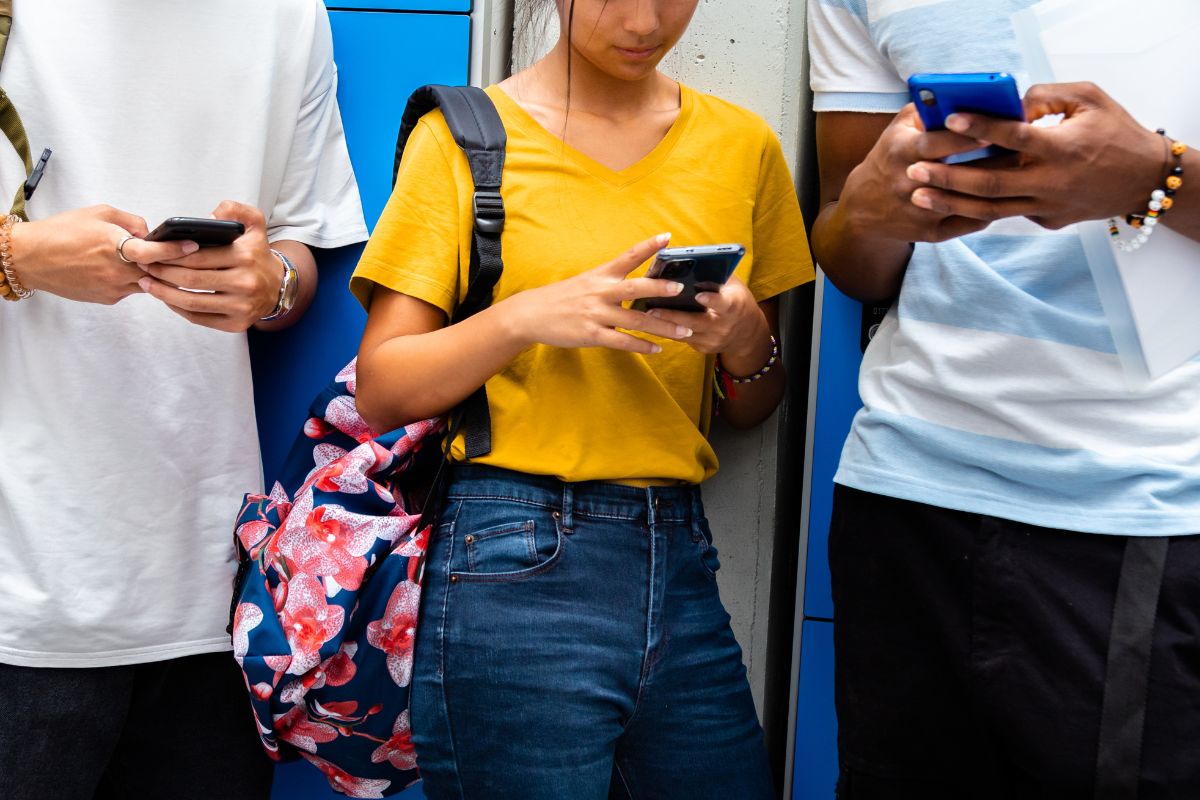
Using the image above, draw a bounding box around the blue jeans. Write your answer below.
[411,465,773,799]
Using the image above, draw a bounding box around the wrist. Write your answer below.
[718,318,773,377]
[259,248,299,321]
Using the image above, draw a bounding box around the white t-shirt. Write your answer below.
[0,0,368,667]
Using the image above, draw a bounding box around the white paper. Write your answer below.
[1013,0,1200,382]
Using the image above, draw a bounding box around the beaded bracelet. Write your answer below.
[0,214,33,301]
[1108,130,1187,253]
[714,335,780,403]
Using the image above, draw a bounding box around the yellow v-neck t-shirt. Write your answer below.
[352,84,813,484]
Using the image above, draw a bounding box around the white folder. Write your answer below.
[1013,0,1200,382]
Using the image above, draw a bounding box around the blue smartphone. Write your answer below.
[632,244,745,313]
[907,72,1025,164]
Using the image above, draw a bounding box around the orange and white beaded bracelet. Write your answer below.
[1108,131,1187,253]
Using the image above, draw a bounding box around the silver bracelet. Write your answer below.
[260,248,299,321]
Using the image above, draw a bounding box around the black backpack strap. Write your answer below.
[395,85,506,458]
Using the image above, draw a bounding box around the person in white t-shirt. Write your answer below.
[807,0,1200,796]
[0,2,367,797]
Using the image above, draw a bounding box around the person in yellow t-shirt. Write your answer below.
[350,0,813,797]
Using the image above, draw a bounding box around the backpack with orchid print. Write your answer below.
[229,85,506,798]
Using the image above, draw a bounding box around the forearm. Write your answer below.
[811,199,912,303]
[255,240,316,332]
[356,299,528,433]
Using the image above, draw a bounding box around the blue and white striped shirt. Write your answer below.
[809,0,1200,535]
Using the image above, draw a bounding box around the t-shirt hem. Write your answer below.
[0,637,233,669]
[834,466,1200,537]
[750,264,814,303]
[270,225,369,251]
[351,256,457,314]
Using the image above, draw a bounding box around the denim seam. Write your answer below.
[434,501,468,799]
[624,515,656,731]
[462,521,535,574]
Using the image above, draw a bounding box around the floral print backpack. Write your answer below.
[229,85,506,798]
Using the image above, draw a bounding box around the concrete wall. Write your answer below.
[510,0,810,714]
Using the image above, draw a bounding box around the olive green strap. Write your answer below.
[0,0,35,221]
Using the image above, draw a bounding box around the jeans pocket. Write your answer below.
[451,512,565,583]
[694,517,722,579]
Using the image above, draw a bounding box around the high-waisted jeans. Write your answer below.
[411,465,773,799]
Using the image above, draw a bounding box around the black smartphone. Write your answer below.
[907,72,1025,163]
[146,217,245,247]
[632,244,746,313]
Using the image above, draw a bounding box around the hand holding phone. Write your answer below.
[146,217,245,248]
[631,244,746,313]
[907,72,1025,164]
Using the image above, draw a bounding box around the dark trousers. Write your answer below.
[0,651,273,800]
[829,485,1200,799]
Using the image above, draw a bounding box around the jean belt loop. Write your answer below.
[561,482,574,532]
[646,487,658,526]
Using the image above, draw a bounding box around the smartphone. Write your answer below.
[907,72,1025,164]
[632,244,746,313]
[146,217,245,247]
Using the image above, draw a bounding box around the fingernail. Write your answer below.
[182,241,200,255]
[677,326,693,338]
[695,293,711,306]
[667,282,684,295]
[650,344,663,354]
[911,191,935,210]
[906,163,931,183]
[648,309,663,318]
[656,232,671,246]
[945,114,969,133]
[137,262,150,272]
[138,277,151,292]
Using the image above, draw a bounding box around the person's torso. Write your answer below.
[0,0,327,665]
[433,85,799,484]
[826,0,1200,534]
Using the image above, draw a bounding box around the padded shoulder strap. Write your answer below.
[394,85,507,458]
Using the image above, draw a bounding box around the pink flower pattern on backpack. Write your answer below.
[230,358,441,797]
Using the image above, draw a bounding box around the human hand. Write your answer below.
[837,104,996,243]
[138,201,285,332]
[643,275,768,358]
[904,82,1164,230]
[505,233,697,354]
[10,205,196,304]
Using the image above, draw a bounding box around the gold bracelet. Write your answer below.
[1,214,33,301]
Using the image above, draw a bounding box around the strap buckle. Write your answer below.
[24,148,51,201]
[472,190,504,235]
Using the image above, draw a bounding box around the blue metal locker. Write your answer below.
[249,3,475,797]
[787,275,873,797]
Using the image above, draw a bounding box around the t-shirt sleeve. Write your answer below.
[350,115,462,315]
[808,0,909,113]
[267,2,368,249]
[746,128,814,303]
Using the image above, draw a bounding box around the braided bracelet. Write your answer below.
[0,214,33,301]
[1108,130,1187,253]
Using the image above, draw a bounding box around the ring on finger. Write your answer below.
[116,235,137,264]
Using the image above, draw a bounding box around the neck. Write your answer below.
[531,40,676,119]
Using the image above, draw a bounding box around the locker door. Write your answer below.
[250,10,469,484]
[790,275,871,797]
[252,9,469,800]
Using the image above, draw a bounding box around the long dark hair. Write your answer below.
[513,0,610,135]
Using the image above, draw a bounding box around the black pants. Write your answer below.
[830,485,1200,799]
[0,651,273,800]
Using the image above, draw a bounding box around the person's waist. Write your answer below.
[445,464,703,523]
